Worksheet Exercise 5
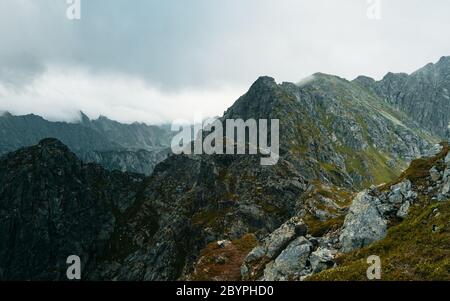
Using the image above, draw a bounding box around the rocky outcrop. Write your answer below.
[339,143,449,253]
[262,236,313,281]
[81,147,170,175]
[240,216,338,281]
[339,191,387,252]
[0,139,144,280]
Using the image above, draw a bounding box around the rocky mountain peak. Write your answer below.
[78,111,91,125]
[251,76,277,88]
[223,76,283,120]
[37,137,70,149]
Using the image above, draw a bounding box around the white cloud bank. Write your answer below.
[0,66,245,124]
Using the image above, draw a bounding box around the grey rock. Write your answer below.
[429,166,441,181]
[445,153,450,164]
[340,191,387,252]
[424,144,444,157]
[310,248,336,274]
[397,201,411,219]
[217,240,232,248]
[263,216,307,259]
[262,237,312,281]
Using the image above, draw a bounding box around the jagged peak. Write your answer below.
[248,76,278,91]
[437,55,450,64]
[380,71,409,82]
[353,75,375,82]
[78,111,91,124]
[0,111,13,117]
[37,138,70,150]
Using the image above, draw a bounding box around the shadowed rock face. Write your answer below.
[0,139,145,280]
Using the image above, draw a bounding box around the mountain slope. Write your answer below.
[225,75,434,188]
[354,56,450,139]
[308,144,450,281]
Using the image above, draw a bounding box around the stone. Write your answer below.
[339,191,387,252]
[445,153,450,164]
[262,237,312,281]
[310,248,335,274]
[429,167,441,181]
[263,216,307,259]
[217,240,232,248]
[397,201,410,219]
[424,144,443,157]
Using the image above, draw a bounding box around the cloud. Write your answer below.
[0,66,245,124]
[1,0,450,122]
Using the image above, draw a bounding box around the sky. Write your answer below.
[0,0,450,124]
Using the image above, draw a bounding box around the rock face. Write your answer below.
[240,217,308,280]
[0,139,144,280]
[263,236,313,281]
[339,144,450,253]
[355,56,450,139]
[0,112,174,175]
[80,147,170,176]
[224,74,431,189]
[339,191,387,252]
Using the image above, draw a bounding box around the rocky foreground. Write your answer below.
[190,143,450,281]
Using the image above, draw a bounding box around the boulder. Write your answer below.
[262,237,312,281]
[310,248,335,274]
[339,191,387,252]
[424,144,443,157]
[397,201,411,219]
[241,216,307,280]
[263,216,307,259]
[429,166,441,182]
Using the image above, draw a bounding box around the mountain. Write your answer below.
[88,73,440,280]
[0,112,119,154]
[79,112,173,150]
[354,56,450,139]
[0,139,145,280]
[0,57,449,281]
[223,74,434,188]
[0,112,174,175]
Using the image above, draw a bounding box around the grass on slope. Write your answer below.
[309,143,450,281]
[308,200,450,281]
[188,234,258,281]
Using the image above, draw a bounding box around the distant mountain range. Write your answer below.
[0,111,174,175]
[0,56,449,281]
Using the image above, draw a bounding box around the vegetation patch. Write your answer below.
[188,234,258,281]
[308,200,450,281]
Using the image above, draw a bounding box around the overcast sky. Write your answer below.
[0,0,450,124]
